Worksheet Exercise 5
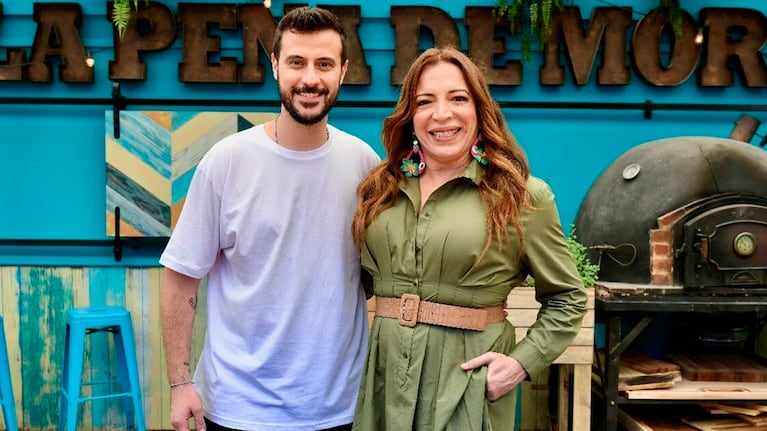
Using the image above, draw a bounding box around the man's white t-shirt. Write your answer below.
[160,123,380,430]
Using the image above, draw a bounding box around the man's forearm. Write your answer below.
[161,267,200,385]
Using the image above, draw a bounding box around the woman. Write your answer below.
[351,46,588,430]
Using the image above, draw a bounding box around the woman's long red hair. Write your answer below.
[352,46,531,258]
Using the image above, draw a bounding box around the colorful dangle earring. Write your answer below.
[400,135,426,177]
[470,136,488,166]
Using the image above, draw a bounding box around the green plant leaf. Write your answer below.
[660,0,683,39]
[495,0,570,62]
[566,226,600,287]
[525,226,600,288]
[111,0,148,40]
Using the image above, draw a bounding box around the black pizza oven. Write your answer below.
[574,136,767,290]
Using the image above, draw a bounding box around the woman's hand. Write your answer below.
[461,352,528,401]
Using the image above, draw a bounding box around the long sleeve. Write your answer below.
[511,178,589,377]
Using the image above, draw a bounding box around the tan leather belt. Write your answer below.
[374,293,506,331]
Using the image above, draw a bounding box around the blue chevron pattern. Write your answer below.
[105,111,275,236]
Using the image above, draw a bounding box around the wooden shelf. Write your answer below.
[625,378,767,401]
[618,406,700,431]
[618,403,767,431]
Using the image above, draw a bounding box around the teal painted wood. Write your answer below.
[2,0,765,265]
[106,167,171,235]
[125,268,158,426]
[10,267,161,430]
[106,111,172,178]
[83,268,118,428]
[87,268,129,429]
[1,267,22,430]
[107,111,265,237]
[18,268,74,429]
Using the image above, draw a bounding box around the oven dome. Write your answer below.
[573,136,767,284]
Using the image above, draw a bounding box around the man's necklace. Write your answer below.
[273,115,329,145]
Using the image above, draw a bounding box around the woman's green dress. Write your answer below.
[353,163,588,431]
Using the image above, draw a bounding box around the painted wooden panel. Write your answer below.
[0,266,207,430]
[105,111,276,237]
[0,268,21,431]
[1,266,588,430]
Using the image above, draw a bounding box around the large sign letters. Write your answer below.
[0,2,765,87]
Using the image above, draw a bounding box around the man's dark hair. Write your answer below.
[272,7,347,63]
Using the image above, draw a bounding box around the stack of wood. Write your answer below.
[595,350,682,391]
[683,403,767,430]
[664,353,767,383]
[619,404,767,431]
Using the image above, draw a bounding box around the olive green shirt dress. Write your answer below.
[353,162,588,431]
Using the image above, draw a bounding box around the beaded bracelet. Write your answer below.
[169,381,194,388]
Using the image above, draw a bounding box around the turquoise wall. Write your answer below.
[1,0,766,266]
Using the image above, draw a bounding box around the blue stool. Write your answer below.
[0,316,18,431]
[58,306,145,431]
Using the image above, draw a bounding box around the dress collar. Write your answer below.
[398,161,486,206]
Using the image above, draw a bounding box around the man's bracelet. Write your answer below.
[169,380,194,388]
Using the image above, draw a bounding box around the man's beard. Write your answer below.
[278,83,339,125]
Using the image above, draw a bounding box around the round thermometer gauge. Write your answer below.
[733,232,757,257]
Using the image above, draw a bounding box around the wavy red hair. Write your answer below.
[352,46,531,258]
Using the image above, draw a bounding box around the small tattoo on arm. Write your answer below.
[188,296,197,310]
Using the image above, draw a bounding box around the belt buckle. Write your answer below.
[398,293,420,328]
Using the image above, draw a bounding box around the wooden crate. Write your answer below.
[508,286,595,431]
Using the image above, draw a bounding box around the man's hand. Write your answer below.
[169,384,206,431]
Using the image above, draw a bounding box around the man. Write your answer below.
[160,7,380,431]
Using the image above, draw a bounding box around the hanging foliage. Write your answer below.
[495,0,685,62]
[494,0,566,62]
[525,226,600,288]
[112,0,147,40]
[660,0,683,38]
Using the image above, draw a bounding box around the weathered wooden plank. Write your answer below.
[508,309,595,328]
[19,267,74,429]
[507,309,540,327]
[507,287,545,309]
[0,266,207,430]
[2,268,594,431]
[515,327,594,348]
[0,267,22,430]
[511,288,595,369]
[150,267,170,429]
[665,353,767,383]
[508,308,595,328]
[90,267,130,429]
[518,366,551,431]
[617,407,700,431]
[626,379,767,400]
[572,364,592,431]
[553,346,593,365]
[126,267,162,428]
[152,267,170,430]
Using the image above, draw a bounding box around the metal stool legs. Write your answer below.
[58,306,145,431]
[0,316,18,431]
